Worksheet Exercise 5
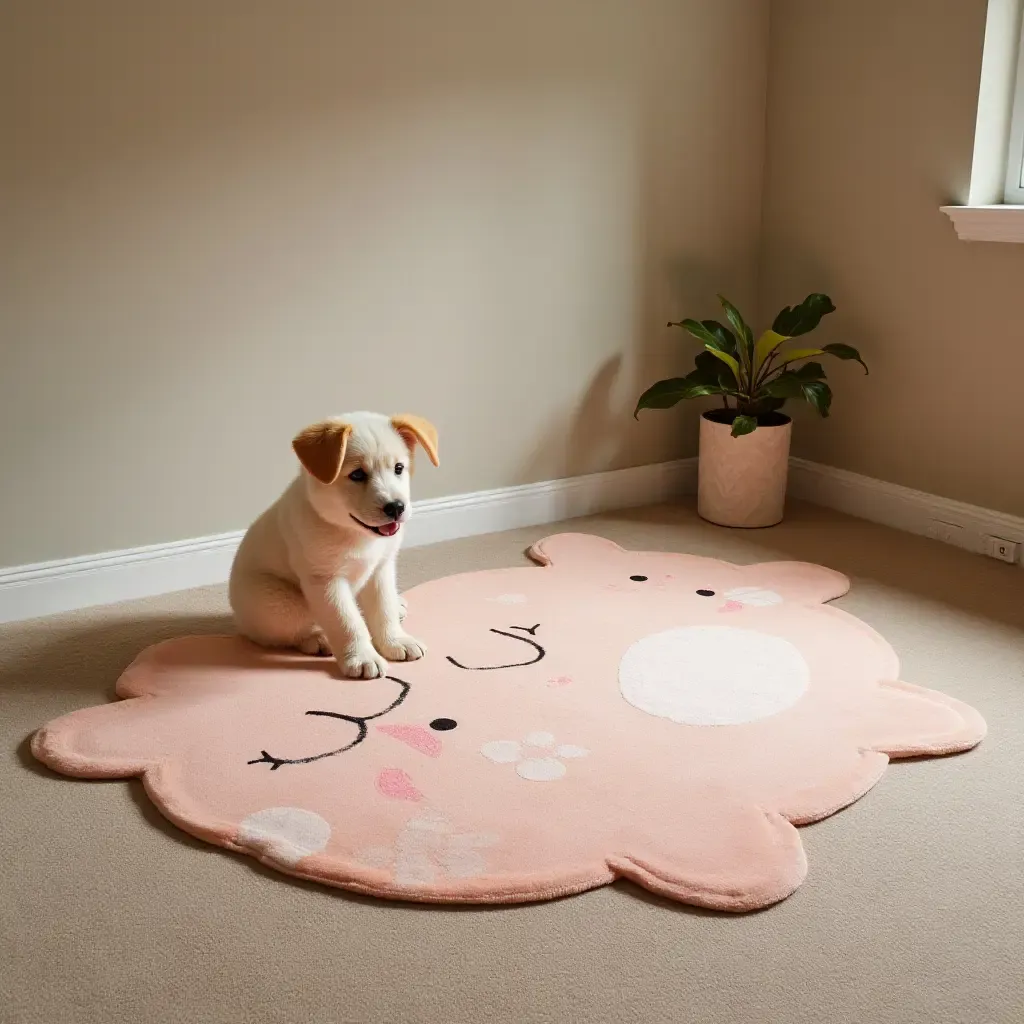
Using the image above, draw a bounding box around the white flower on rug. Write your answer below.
[358,809,498,886]
[480,731,589,781]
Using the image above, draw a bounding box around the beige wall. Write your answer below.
[0,0,769,566]
[760,0,1024,517]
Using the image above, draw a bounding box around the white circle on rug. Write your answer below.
[237,807,331,867]
[618,626,810,725]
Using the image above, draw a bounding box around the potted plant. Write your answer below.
[635,293,867,528]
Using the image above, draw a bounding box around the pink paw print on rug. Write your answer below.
[32,533,985,911]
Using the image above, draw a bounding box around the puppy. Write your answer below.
[229,411,438,679]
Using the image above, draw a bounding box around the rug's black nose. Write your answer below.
[382,500,406,521]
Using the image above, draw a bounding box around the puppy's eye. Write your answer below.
[395,463,405,476]
[696,589,715,597]
[349,468,368,483]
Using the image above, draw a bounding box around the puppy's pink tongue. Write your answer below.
[377,522,400,537]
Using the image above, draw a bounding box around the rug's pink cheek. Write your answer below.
[375,724,442,757]
[376,768,424,802]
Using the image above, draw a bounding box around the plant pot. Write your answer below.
[697,410,792,528]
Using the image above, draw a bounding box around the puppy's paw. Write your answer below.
[377,633,427,663]
[338,646,390,680]
[297,631,333,657]
[398,595,409,622]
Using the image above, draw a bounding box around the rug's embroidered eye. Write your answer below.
[630,575,648,582]
[349,468,368,483]
[696,589,715,597]
[446,626,546,671]
[395,463,405,476]
[430,718,457,731]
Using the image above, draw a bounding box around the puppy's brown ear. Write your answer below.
[292,419,352,484]
[391,414,439,467]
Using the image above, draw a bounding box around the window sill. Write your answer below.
[940,204,1024,242]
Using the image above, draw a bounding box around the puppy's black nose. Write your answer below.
[382,500,405,521]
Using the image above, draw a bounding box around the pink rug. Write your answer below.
[32,533,985,911]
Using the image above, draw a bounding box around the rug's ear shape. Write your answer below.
[114,636,274,699]
[528,533,625,567]
[738,561,849,604]
[31,698,191,778]
[292,419,352,484]
[862,681,987,757]
[390,414,439,467]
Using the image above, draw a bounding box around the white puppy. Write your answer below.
[229,411,438,679]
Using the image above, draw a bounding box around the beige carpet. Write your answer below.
[2,501,1022,1024]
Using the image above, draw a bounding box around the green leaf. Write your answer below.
[702,322,745,387]
[753,329,788,374]
[668,316,746,385]
[793,360,827,381]
[692,350,735,390]
[772,293,836,337]
[703,345,742,384]
[762,370,833,417]
[801,380,833,417]
[718,295,754,364]
[762,371,807,399]
[758,361,825,395]
[634,378,725,418]
[774,347,825,370]
[636,377,691,411]
[669,318,723,349]
[730,414,757,437]
[822,343,868,373]
[700,319,738,356]
[692,349,722,378]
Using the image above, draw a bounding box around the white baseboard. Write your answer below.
[0,532,247,627]
[788,457,1024,564]
[4,454,1019,625]
[0,458,697,625]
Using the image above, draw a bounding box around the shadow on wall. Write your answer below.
[513,247,762,488]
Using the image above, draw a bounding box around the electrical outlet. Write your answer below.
[985,536,1019,564]
[928,519,965,546]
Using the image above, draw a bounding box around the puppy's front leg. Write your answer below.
[361,557,427,663]
[302,575,389,680]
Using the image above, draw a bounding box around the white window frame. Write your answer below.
[1004,9,1024,203]
[941,0,1024,241]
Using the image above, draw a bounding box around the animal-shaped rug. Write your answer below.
[32,533,985,911]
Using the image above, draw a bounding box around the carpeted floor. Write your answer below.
[2,500,1022,1024]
